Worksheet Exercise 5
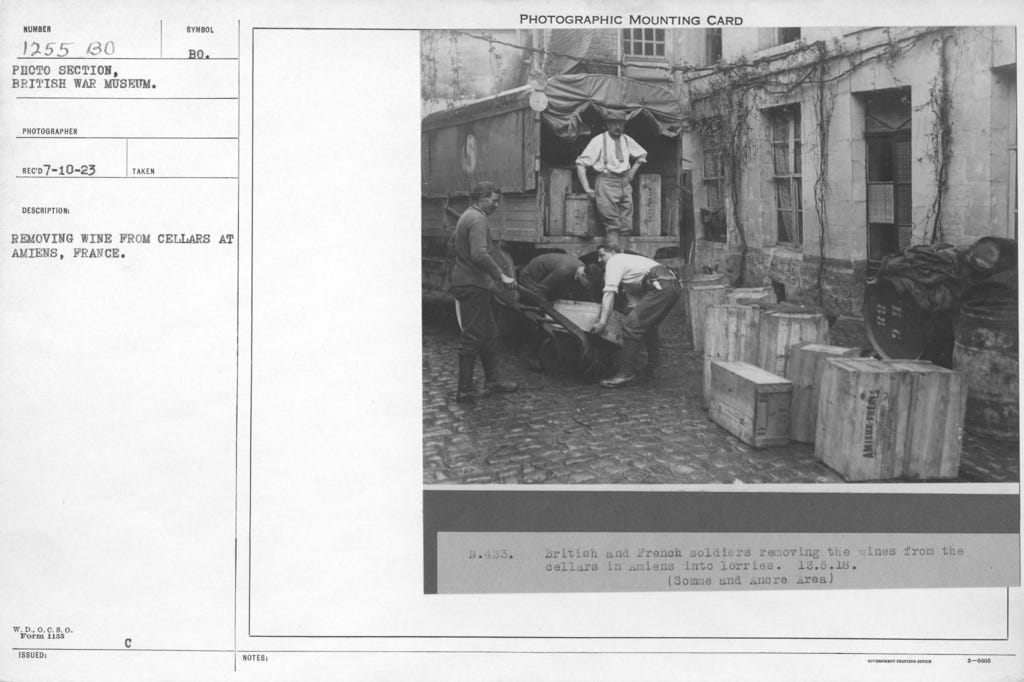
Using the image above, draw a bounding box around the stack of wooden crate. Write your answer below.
[698,286,831,449]
[695,289,966,479]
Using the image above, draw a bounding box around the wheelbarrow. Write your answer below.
[515,284,621,380]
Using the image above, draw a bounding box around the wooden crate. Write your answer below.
[565,194,597,237]
[885,360,966,479]
[687,284,729,352]
[552,300,625,347]
[757,311,830,376]
[726,287,777,307]
[638,173,661,237]
[702,304,761,408]
[547,168,572,236]
[708,360,791,448]
[785,343,861,443]
[814,358,913,481]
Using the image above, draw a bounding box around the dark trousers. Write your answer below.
[620,280,682,373]
[450,285,498,356]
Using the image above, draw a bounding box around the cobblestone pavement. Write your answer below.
[423,299,1019,485]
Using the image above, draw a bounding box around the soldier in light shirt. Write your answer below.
[590,244,682,388]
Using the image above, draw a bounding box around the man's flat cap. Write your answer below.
[604,110,628,121]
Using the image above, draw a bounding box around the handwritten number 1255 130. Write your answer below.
[22,41,115,57]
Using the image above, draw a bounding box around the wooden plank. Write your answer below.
[785,343,861,443]
[547,169,572,236]
[726,287,777,307]
[638,173,661,237]
[687,284,730,352]
[885,361,966,479]
[708,360,791,448]
[757,312,830,376]
[703,304,761,408]
[815,358,913,481]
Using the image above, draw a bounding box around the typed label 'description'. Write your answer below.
[436,532,1019,593]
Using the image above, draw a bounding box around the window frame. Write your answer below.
[768,105,803,246]
[865,130,912,265]
[862,88,912,271]
[699,119,727,243]
[621,28,666,59]
[778,27,801,44]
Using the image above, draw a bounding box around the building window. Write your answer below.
[699,118,727,242]
[769,106,803,245]
[622,28,665,58]
[778,27,801,44]
[864,88,912,265]
[705,28,722,65]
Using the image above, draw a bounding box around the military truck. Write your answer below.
[422,73,691,294]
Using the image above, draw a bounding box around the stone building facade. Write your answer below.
[680,27,1017,316]
[421,27,1017,316]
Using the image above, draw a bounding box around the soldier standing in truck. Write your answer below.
[575,109,647,248]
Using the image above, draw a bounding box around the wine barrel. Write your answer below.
[953,302,1019,441]
[863,277,954,368]
[687,284,729,352]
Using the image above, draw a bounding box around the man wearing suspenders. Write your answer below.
[575,109,647,247]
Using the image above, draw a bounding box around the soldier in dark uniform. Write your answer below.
[447,181,519,403]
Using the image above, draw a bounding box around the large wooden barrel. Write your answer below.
[683,272,727,320]
[863,277,954,368]
[756,311,829,376]
[953,302,1019,441]
[687,284,729,352]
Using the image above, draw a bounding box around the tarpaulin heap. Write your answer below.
[540,74,685,140]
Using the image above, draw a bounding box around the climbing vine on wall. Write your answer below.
[923,33,955,244]
[690,27,951,301]
[696,80,753,286]
[812,44,838,304]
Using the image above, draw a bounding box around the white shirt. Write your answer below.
[575,132,647,174]
[602,253,660,303]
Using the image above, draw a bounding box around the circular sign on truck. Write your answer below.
[529,91,549,112]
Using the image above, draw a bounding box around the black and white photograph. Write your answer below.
[2,2,1022,679]
[421,25,1019,484]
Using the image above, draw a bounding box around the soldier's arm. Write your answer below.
[576,164,594,196]
[591,291,616,334]
[626,136,647,180]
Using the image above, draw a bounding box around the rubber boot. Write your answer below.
[480,352,518,393]
[455,353,489,403]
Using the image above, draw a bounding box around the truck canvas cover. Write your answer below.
[540,74,684,141]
